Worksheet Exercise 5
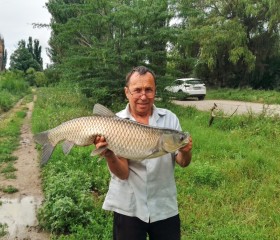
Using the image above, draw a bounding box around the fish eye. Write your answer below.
[180,135,185,141]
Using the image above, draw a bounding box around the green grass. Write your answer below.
[1,185,19,194]
[32,85,280,239]
[206,88,280,104]
[0,109,25,164]
[0,72,30,113]
[0,95,29,195]
[0,223,8,237]
[169,106,280,239]
[0,163,17,174]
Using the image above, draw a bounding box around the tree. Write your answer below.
[45,0,280,92]
[0,35,7,71]
[10,38,43,72]
[46,0,176,103]
[177,0,280,88]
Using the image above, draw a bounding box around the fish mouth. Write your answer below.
[182,133,190,145]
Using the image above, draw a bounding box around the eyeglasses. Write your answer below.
[127,87,155,99]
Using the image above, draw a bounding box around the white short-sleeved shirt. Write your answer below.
[102,104,182,223]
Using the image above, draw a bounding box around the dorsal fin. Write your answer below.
[93,103,115,117]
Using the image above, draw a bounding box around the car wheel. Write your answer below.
[198,95,205,100]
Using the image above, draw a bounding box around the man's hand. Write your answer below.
[93,136,129,180]
[175,136,192,167]
[94,135,114,158]
[180,136,192,153]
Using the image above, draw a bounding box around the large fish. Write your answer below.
[34,104,190,165]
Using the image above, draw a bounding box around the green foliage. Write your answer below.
[43,65,61,85]
[1,185,18,194]
[9,38,43,72]
[176,0,280,88]
[0,99,26,168]
[34,71,48,86]
[0,36,7,71]
[16,111,27,119]
[25,68,48,86]
[0,71,30,112]
[0,163,17,174]
[0,223,8,237]
[206,88,280,104]
[46,0,177,103]
[33,86,112,237]
[32,83,92,133]
[38,170,95,233]
[0,71,29,94]
[42,0,280,104]
[0,90,15,112]
[189,162,224,188]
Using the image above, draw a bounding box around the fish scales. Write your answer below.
[52,116,161,156]
[34,104,190,165]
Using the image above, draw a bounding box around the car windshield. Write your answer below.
[175,79,203,85]
[185,80,203,85]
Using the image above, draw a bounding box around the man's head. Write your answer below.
[125,66,156,117]
[125,66,156,86]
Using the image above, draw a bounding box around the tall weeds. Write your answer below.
[0,72,30,113]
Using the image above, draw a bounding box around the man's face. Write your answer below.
[125,72,156,117]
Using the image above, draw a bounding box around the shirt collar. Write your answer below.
[118,104,167,122]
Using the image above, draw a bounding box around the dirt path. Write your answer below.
[0,96,49,240]
[173,99,280,116]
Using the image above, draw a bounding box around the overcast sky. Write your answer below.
[0,0,51,68]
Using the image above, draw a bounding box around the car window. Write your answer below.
[185,80,204,85]
[175,80,182,85]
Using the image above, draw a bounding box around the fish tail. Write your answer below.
[34,131,55,165]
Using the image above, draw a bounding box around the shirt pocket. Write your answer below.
[105,179,135,212]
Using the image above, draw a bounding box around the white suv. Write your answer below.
[165,78,206,100]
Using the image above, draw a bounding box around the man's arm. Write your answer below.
[94,136,129,180]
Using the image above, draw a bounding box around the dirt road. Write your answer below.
[173,99,280,116]
[0,97,49,240]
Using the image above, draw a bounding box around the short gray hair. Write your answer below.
[125,66,156,86]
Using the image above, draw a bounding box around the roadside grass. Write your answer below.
[32,85,280,239]
[33,85,112,239]
[0,102,28,193]
[166,104,280,239]
[0,223,8,237]
[206,88,280,104]
[0,185,19,194]
[0,72,30,113]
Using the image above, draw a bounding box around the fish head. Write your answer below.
[161,131,190,153]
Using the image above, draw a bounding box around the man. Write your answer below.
[94,66,192,240]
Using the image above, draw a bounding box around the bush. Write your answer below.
[0,90,15,112]
[38,170,94,233]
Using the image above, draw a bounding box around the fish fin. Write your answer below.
[34,131,49,145]
[144,149,167,159]
[41,143,55,165]
[90,146,108,156]
[34,131,55,165]
[93,103,115,117]
[62,140,75,155]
